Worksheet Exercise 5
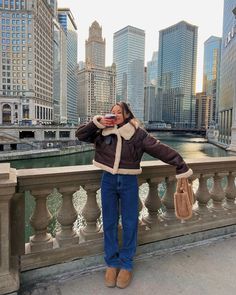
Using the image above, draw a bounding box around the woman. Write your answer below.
[76,101,192,289]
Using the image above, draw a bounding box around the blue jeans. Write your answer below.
[101,172,139,271]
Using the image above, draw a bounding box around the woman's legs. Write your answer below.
[101,172,139,271]
[101,172,120,268]
[118,174,139,271]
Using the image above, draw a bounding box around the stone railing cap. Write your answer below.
[0,163,10,180]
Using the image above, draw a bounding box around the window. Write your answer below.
[44,131,56,139]
[59,131,70,138]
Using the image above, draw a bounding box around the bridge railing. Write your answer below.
[1,157,236,294]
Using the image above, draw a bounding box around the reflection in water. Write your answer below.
[7,132,233,169]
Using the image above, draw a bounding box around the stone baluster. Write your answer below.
[0,164,19,294]
[80,183,102,241]
[11,192,25,256]
[195,174,212,215]
[142,178,162,227]
[208,173,226,211]
[224,172,236,210]
[29,188,53,252]
[56,186,79,247]
[160,176,177,221]
[137,178,147,231]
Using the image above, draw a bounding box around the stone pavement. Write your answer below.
[19,233,236,295]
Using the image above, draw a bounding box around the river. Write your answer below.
[7,132,234,169]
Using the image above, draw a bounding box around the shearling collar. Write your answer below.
[102,122,136,140]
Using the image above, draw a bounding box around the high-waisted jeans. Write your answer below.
[101,171,139,271]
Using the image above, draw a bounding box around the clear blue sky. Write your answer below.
[58,0,224,92]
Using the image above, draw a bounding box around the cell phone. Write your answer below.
[104,113,116,119]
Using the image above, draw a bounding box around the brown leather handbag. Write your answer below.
[174,178,194,220]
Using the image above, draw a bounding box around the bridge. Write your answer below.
[2,157,236,294]
[145,127,206,136]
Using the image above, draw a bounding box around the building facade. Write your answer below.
[144,85,158,122]
[218,0,236,147]
[113,26,145,121]
[146,51,158,86]
[195,92,211,129]
[202,36,221,126]
[0,0,54,125]
[157,21,198,128]
[77,21,116,123]
[52,16,67,124]
[58,8,78,125]
[85,20,105,68]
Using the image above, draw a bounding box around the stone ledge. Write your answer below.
[0,163,10,180]
[0,271,19,295]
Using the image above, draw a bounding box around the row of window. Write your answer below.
[1,19,31,25]
[2,52,29,58]
[0,2,25,10]
[1,89,27,95]
[0,12,32,18]
[2,78,27,83]
[2,39,31,45]
[2,72,32,78]
[1,25,28,31]
[2,65,31,71]
[36,105,53,121]
[2,59,32,64]
[44,131,71,138]
[2,85,27,92]
[1,32,32,38]
[2,45,32,51]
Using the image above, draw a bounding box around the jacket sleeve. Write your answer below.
[142,132,193,178]
[75,115,105,143]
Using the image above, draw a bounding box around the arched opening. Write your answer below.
[2,104,12,124]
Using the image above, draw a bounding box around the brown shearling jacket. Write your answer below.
[76,116,192,178]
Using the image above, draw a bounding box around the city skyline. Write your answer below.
[58,0,224,92]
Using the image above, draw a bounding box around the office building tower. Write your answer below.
[85,21,105,68]
[144,85,159,122]
[157,21,198,128]
[146,51,158,86]
[58,8,78,124]
[78,61,85,70]
[113,26,145,121]
[195,92,211,129]
[77,21,116,123]
[0,0,54,125]
[53,17,67,124]
[202,36,221,125]
[218,0,236,148]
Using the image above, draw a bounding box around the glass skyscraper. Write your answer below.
[218,0,236,147]
[113,26,145,121]
[202,36,221,126]
[58,8,78,125]
[146,51,158,86]
[157,21,198,128]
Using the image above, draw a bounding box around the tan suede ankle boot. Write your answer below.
[116,269,132,288]
[104,267,119,287]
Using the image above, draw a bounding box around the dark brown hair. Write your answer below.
[111,101,139,128]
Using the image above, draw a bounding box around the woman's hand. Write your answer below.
[99,116,116,127]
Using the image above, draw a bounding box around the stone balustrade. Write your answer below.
[1,157,236,294]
